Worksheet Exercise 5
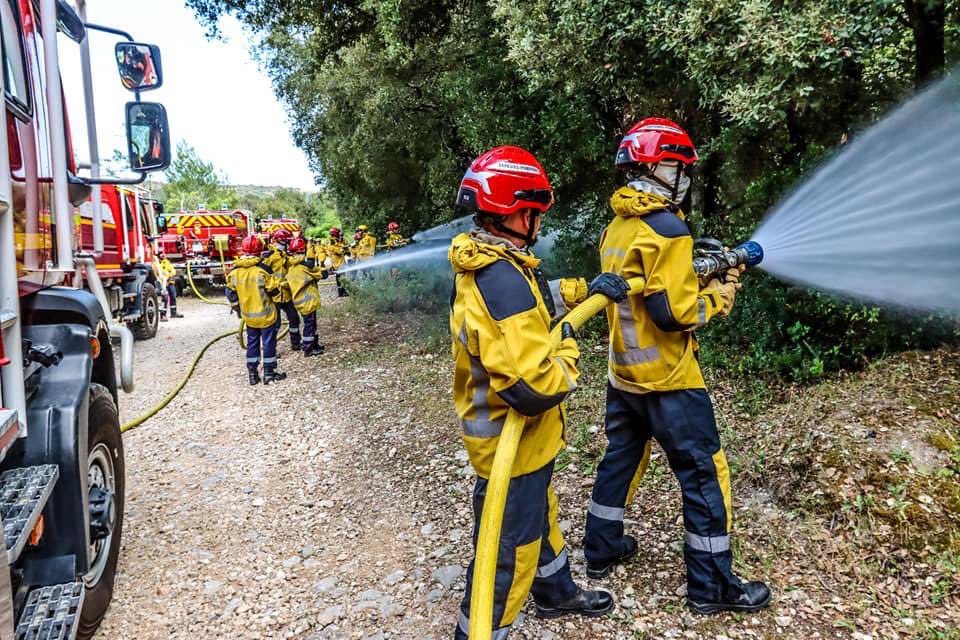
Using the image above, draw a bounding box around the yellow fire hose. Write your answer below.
[120,329,238,433]
[468,277,645,640]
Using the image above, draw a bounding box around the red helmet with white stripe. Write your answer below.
[456,146,554,217]
[288,237,307,254]
[616,118,698,168]
[387,221,399,232]
[271,229,293,243]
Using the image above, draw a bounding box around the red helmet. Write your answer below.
[329,227,341,237]
[241,235,264,255]
[288,237,307,253]
[271,229,293,243]
[387,221,399,232]
[456,145,554,216]
[616,118,698,168]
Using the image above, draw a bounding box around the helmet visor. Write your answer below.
[513,189,554,207]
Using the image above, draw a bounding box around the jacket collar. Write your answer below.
[448,228,541,274]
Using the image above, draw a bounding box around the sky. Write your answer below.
[58,0,318,190]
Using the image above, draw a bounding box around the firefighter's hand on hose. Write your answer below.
[231,304,241,317]
[722,264,746,287]
[588,272,630,302]
[703,278,738,317]
[561,322,577,341]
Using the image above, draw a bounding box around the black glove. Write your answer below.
[561,322,577,341]
[588,272,630,302]
[231,304,241,317]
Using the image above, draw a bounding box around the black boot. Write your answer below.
[303,344,325,357]
[248,369,261,386]
[534,587,614,619]
[586,534,638,579]
[263,369,287,385]
[688,580,772,615]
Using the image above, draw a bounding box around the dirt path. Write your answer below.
[98,296,959,639]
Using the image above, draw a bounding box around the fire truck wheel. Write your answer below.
[132,282,160,340]
[78,384,125,640]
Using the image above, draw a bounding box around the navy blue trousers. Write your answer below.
[245,324,278,373]
[584,384,738,603]
[275,301,301,349]
[301,311,317,349]
[455,460,578,639]
[163,283,177,313]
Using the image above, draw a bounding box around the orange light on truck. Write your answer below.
[91,336,101,359]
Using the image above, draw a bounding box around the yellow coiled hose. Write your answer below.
[469,277,645,640]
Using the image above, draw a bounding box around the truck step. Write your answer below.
[0,465,59,563]
[15,582,84,640]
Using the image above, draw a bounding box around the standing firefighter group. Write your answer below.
[224,222,410,385]
[449,119,770,639]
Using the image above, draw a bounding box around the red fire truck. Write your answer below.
[78,185,163,339]
[1,1,171,637]
[258,216,301,238]
[157,207,252,289]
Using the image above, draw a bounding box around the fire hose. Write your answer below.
[469,240,764,639]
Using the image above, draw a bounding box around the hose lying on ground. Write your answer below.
[121,329,238,433]
[469,276,646,640]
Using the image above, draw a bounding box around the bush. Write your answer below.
[698,273,959,383]
[340,266,452,316]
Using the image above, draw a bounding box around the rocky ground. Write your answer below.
[98,294,959,640]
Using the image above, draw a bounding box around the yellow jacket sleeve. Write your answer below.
[467,262,580,417]
[635,233,722,331]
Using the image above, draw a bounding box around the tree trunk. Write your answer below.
[904,0,946,87]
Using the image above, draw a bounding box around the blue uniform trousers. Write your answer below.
[301,311,318,349]
[584,384,737,603]
[245,324,278,373]
[455,460,578,639]
[276,301,301,349]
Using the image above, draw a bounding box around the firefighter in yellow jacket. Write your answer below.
[225,236,286,385]
[385,221,408,249]
[580,118,770,615]
[287,237,327,357]
[326,227,347,270]
[352,224,377,261]
[262,229,302,351]
[449,146,614,640]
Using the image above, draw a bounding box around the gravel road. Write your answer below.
[96,294,959,639]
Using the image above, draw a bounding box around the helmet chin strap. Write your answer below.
[476,211,541,248]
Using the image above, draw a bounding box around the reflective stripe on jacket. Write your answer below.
[286,255,325,315]
[226,256,280,329]
[449,231,580,478]
[599,187,723,393]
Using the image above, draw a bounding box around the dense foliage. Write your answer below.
[188,0,958,380]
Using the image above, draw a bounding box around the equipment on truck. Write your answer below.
[1,1,171,638]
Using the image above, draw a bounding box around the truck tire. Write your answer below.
[132,282,159,340]
[77,384,125,640]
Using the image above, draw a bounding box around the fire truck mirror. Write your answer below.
[126,102,171,173]
[157,216,168,233]
[56,0,86,42]
[115,42,163,91]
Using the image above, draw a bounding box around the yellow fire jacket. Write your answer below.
[449,231,580,478]
[307,241,328,267]
[385,232,408,249]
[599,187,724,393]
[153,257,176,282]
[327,240,347,270]
[286,255,326,315]
[261,248,292,304]
[353,233,377,260]
[225,256,281,329]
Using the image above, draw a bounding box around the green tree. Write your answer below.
[163,141,237,212]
